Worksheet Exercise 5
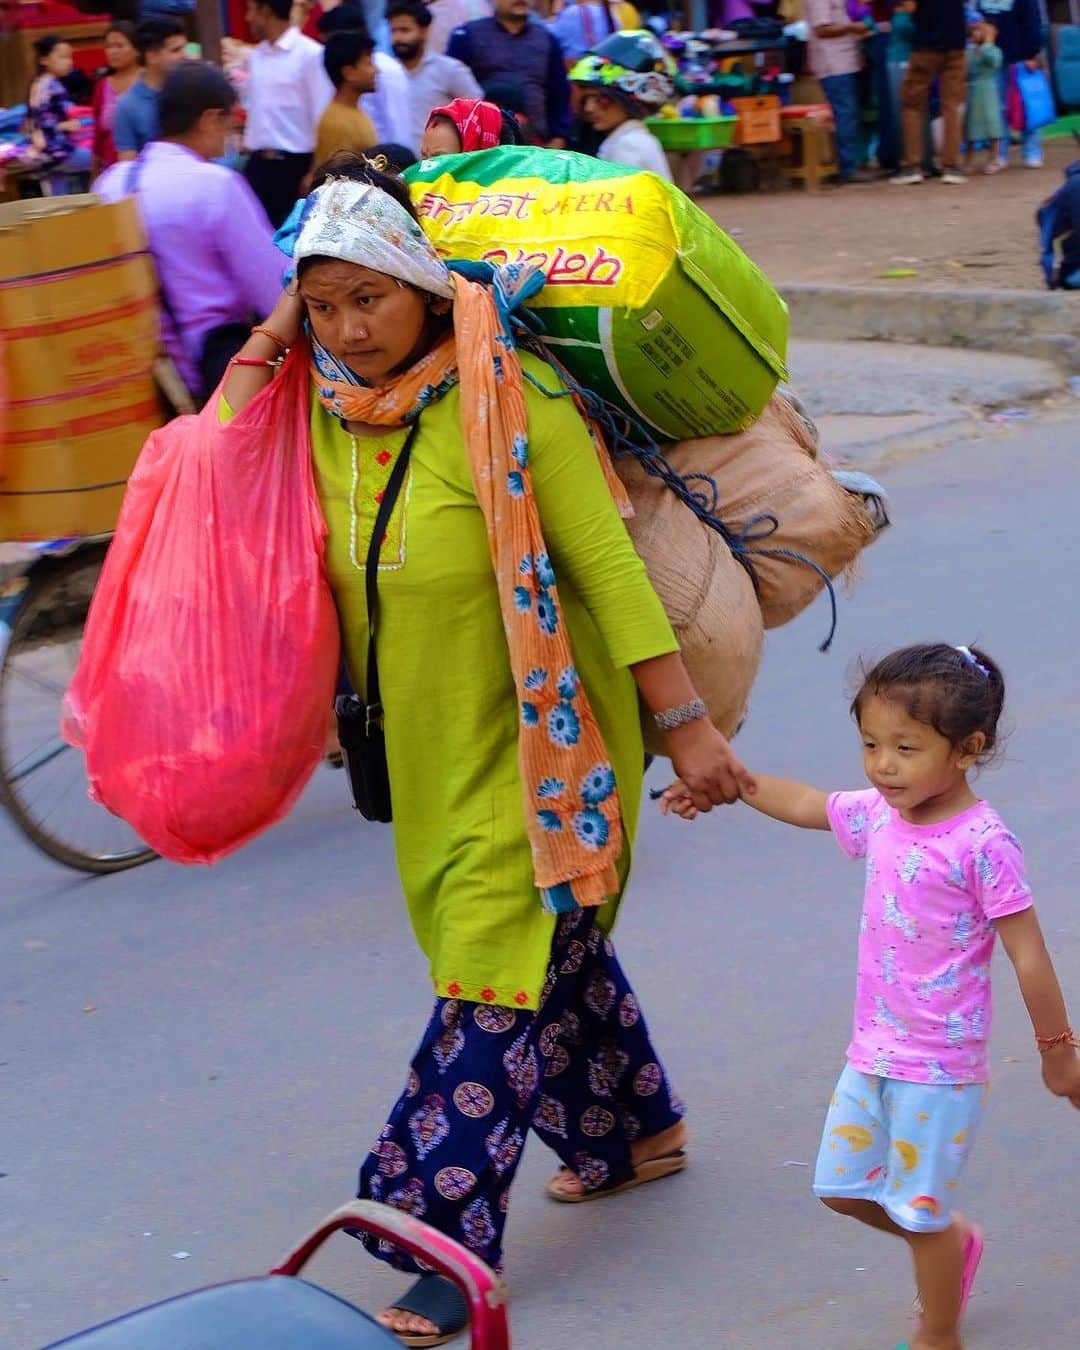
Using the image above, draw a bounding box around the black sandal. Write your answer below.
[383,1273,469,1347]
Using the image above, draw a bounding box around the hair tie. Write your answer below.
[955,645,990,678]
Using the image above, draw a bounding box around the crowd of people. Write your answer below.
[9,0,687,401]
[804,0,1049,185]
[16,0,674,204]
[18,0,1064,202]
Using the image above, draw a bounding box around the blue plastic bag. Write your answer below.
[1016,65,1056,133]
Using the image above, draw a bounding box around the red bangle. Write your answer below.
[229,356,282,369]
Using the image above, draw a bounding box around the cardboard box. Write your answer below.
[733,96,783,147]
[0,195,162,541]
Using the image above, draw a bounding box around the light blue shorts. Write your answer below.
[813,1062,986,1233]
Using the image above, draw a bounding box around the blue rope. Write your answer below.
[515,335,839,654]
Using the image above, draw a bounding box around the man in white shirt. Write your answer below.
[316,6,415,148]
[244,0,334,225]
[389,0,482,152]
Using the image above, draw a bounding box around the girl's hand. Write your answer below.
[664,719,755,811]
[1041,1043,1080,1109]
[658,780,699,820]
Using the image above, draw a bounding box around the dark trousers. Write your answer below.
[357,909,683,1273]
[871,31,901,172]
[821,72,861,179]
[245,151,311,230]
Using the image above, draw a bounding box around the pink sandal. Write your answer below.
[959,1222,985,1319]
[912,1220,984,1339]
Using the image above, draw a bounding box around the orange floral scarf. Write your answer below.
[311,276,623,912]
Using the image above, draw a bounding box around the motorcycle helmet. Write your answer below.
[569,29,677,116]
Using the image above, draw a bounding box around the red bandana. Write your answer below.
[426,97,504,152]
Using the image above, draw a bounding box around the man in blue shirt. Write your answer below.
[448,0,571,146]
[113,18,188,160]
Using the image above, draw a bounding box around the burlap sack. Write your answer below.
[617,459,764,757]
[663,393,875,629]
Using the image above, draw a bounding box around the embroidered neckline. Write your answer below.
[347,430,411,573]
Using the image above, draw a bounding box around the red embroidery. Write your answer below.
[480,987,496,1003]
[447,982,462,997]
[374,489,385,504]
[513,990,528,1006]
[376,450,393,466]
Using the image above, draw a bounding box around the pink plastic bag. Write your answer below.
[63,344,339,864]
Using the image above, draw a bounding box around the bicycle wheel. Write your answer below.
[0,551,157,874]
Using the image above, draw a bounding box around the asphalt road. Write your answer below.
[3,417,1079,1350]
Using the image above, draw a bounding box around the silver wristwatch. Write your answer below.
[653,698,709,733]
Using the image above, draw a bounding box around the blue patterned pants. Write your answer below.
[357,909,684,1273]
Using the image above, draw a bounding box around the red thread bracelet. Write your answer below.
[229,356,282,369]
[1036,1028,1079,1053]
[251,325,289,351]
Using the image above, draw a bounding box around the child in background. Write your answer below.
[28,36,92,189]
[568,30,674,179]
[662,643,1080,1350]
[964,19,1005,174]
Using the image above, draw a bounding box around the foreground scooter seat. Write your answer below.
[44,1275,398,1348]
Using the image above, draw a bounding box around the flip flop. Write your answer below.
[544,1148,687,1204]
[959,1221,984,1320]
[912,1219,985,1340]
[383,1273,468,1348]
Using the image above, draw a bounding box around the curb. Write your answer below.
[779,285,1080,373]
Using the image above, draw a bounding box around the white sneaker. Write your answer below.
[940,169,968,184]
[890,169,924,185]
[1023,155,1044,169]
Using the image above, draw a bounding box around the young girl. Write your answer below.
[964,20,1005,175]
[28,36,91,190]
[662,643,1080,1350]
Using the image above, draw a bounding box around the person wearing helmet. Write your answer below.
[569,29,673,178]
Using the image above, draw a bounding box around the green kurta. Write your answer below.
[310,353,678,1009]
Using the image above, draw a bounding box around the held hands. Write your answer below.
[1041,1042,1080,1110]
[662,718,755,814]
[658,780,698,820]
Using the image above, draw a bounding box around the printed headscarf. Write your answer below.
[426,97,504,152]
[293,179,625,913]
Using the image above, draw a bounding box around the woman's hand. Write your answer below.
[264,287,306,348]
[221,290,305,414]
[664,719,755,811]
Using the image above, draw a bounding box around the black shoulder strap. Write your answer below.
[364,418,421,719]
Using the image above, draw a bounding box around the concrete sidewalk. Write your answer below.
[786,340,1071,466]
[783,287,1080,374]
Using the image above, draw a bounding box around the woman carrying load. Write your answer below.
[223,153,753,1346]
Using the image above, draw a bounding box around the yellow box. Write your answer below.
[0,195,162,540]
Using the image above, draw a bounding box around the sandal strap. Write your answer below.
[390,1274,468,1334]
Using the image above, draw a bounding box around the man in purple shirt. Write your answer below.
[94,62,285,402]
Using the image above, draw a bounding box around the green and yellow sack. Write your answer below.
[404,147,788,442]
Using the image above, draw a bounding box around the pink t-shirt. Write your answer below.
[827,790,1033,1085]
